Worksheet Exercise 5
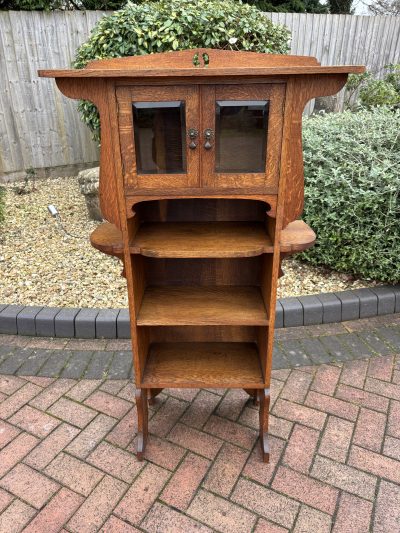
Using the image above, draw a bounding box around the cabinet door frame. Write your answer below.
[117,85,200,189]
[201,83,285,189]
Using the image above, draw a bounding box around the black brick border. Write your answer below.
[1,285,399,339]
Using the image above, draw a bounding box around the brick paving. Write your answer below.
[0,316,399,531]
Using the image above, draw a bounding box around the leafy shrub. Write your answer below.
[346,65,400,109]
[73,0,290,141]
[301,107,400,283]
[0,186,5,225]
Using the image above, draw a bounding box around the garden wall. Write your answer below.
[0,11,399,180]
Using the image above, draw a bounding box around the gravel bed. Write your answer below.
[0,176,376,308]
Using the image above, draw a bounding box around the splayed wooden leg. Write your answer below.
[147,388,163,405]
[135,388,148,460]
[259,388,270,463]
[243,388,259,406]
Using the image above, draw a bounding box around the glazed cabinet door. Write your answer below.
[117,86,200,189]
[201,84,285,190]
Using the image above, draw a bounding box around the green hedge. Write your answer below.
[73,0,290,142]
[301,107,400,283]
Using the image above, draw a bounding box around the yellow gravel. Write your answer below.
[0,176,375,308]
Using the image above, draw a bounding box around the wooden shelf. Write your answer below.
[137,286,268,326]
[90,220,315,259]
[141,342,264,388]
[131,222,272,258]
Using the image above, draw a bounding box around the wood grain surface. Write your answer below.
[141,342,264,388]
[137,286,268,326]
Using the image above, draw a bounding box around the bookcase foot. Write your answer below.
[243,388,259,406]
[259,388,271,463]
[135,388,149,460]
[147,388,164,405]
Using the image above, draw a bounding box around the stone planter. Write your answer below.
[78,166,102,221]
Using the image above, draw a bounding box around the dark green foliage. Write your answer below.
[73,0,290,142]
[301,107,400,283]
[0,186,5,224]
[243,0,328,13]
[328,0,353,13]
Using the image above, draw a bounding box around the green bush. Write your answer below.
[73,0,290,141]
[346,65,400,110]
[301,107,400,283]
[0,186,5,225]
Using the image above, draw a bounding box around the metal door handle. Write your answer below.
[204,128,214,150]
[188,128,198,149]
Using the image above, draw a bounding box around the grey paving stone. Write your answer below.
[0,348,33,374]
[18,349,52,376]
[393,285,400,313]
[17,306,44,336]
[54,308,80,338]
[275,301,284,329]
[357,330,393,356]
[300,337,333,364]
[84,350,113,379]
[280,297,304,328]
[317,293,341,324]
[375,326,400,353]
[352,288,378,319]
[75,308,98,339]
[320,335,353,362]
[108,351,133,379]
[279,340,312,367]
[35,307,62,337]
[0,305,25,335]
[343,333,374,358]
[335,290,360,321]
[39,351,72,377]
[117,309,131,339]
[0,304,8,314]
[60,351,93,379]
[370,286,396,315]
[298,295,323,326]
[272,345,290,370]
[96,309,120,339]
[0,345,16,365]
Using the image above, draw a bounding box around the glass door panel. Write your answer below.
[201,84,285,190]
[117,86,200,189]
[215,100,269,173]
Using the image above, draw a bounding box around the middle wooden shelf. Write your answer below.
[137,286,269,326]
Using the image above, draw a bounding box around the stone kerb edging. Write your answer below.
[1,285,399,339]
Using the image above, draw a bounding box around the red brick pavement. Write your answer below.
[0,354,399,532]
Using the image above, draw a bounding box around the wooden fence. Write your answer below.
[0,11,399,179]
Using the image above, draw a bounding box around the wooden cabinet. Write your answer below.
[118,83,284,191]
[40,48,364,463]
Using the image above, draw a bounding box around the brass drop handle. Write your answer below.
[188,128,198,149]
[204,128,214,150]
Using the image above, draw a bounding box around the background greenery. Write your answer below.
[0,0,353,15]
[0,186,5,225]
[301,107,400,283]
[73,0,290,142]
[346,65,400,110]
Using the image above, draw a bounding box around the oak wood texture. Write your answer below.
[141,342,264,388]
[90,219,315,257]
[132,222,272,258]
[201,84,285,190]
[137,286,268,326]
[117,85,200,189]
[40,49,364,462]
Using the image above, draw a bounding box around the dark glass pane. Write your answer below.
[215,100,269,173]
[133,101,186,174]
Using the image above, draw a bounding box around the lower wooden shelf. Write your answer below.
[141,342,264,388]
[137,286,268,326]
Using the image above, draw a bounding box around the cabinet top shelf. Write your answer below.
[38,48,364,79]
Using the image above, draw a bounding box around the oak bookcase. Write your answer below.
[40,49,363,461]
